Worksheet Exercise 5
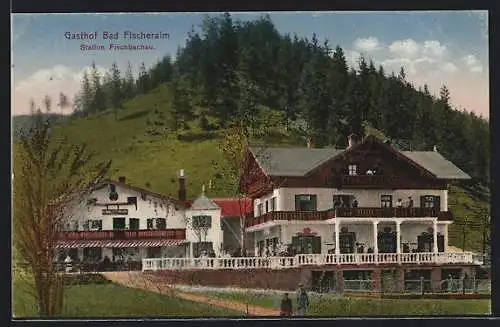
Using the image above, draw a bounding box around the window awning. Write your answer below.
[55,239,187,249]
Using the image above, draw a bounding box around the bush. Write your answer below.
[62,273,111,286]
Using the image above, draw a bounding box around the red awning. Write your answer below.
[55,239,186,249]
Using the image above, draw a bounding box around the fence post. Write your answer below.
[462,277,466,295]
[473,275,477,294]
[420,276,424,296]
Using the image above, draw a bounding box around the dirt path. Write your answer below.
[102,271,280,316]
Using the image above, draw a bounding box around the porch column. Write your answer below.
[444,224,449,252]
[335,220,340,255]
[373,221,379,254]
[396,220,401,254]
[189,242,194,258]
[433,220,438,253]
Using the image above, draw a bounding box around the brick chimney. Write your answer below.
[178,169,187,202]
[347,133,361,149]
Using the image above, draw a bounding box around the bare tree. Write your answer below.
[57,92,70,116]
[43,95,52,114]
[13,109,111,316]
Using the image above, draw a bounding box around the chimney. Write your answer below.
[347,133,360,149]
[178,169,187,202]
[118,176,126,183]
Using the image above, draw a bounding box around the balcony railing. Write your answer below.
[246,208,454,227]
[142,252,476,271]
[57,229,186,241]
[340,175,401,188]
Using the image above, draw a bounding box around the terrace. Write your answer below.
[142,252,482,272]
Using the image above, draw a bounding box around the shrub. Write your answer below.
[62,273,111,286]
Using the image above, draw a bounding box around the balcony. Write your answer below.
[340,175,401,188]
[142,252,477,271]
[336,207,454,220]
[57,229,186,241]
[245,208,454,228]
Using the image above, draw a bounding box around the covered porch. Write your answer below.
[246,218,450,257]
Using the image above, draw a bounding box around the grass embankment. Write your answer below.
[12,278,240,318]
[193,290,491,316]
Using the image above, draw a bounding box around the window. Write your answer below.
[348,164,358,176]
[113,217,126,230]
[421,195,440,209]
[295,194,317,211]
[129,218,140,230]
[380,195,393,208]
[82,220,90,231]
[89,219,102,231]
[265,201,269,213]
[192,215,212,229]
[270,197,276,211]
[155,218,167,229]
[257,203,264,216]
[147,219,154,229]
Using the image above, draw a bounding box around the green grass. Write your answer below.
[12,83,490,252]
[194,290,491,316]
[12,280,240,318]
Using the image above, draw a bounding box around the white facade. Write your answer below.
[185,208,223,257]
[67,183,185,231]
[253,187,448,216]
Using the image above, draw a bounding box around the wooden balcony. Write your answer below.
[336,207,454,220]
[245,208,454,228]
[57,229,186,241]
[340,175,401,189]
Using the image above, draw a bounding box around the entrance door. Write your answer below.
[378,229,396,253]
[417,233,445,252]
[339,232,356,253]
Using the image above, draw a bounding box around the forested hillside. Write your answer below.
[13,13,490,253]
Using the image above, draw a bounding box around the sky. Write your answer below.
[11,11,489,118]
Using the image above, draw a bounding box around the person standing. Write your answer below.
[296,283,309,316]
[280,293,293,317]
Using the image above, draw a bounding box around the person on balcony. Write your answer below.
[407,196,414,208]
[396,199,403,208]
[296,283,309,316]
[352,199,359,208]
[366,169,374,175]
[280,293,293,317]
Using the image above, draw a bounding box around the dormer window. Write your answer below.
[348,164,358,176]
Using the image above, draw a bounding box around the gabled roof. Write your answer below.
[190,194,220,210]
[401,151,471,180]
[99,179,183,205]
[249,136,471,180]
[212,198,253,218]
[249,146,343,176]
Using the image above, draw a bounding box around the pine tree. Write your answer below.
[123,61,135,99]
[110,62,123,120]
[90,62,106,113]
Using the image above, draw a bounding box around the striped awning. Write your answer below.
[55,239,186,249]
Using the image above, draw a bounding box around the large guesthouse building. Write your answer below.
[56,133,483,292]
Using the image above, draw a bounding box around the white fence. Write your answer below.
[142,252,477,272]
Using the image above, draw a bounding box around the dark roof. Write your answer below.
[190,194,220,210]
[401,151,471,180]
[249,137,471,180]
[249,146,343,176]
[101,179,183,205]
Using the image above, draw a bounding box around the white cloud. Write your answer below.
[353,37,380,52]
[470,65,483,73]
[441,62,458,73]
[346,50,361,69]
[463,54,479,66]
[422,40,447,58]
[12,64,108,115]
[389,39,420,57]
